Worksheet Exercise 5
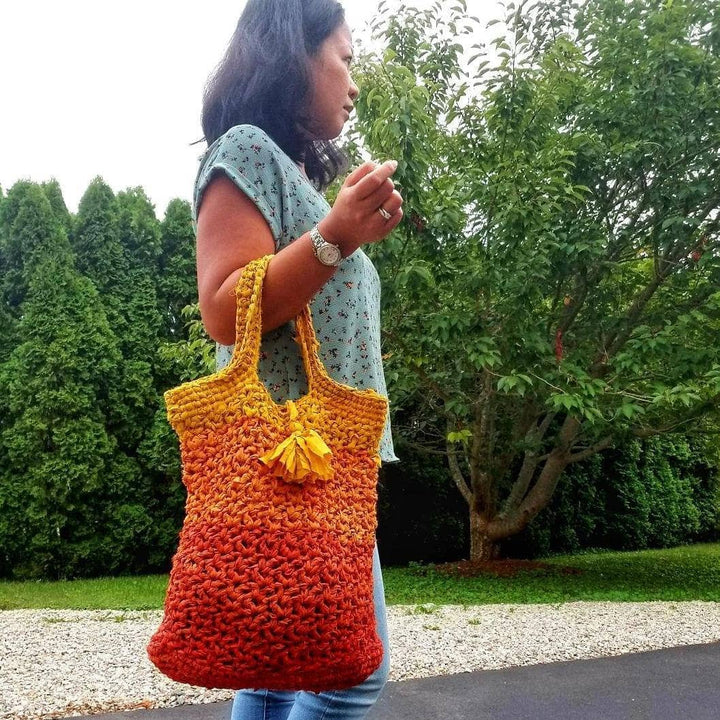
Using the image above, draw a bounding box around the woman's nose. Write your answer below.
[349,78,359,101]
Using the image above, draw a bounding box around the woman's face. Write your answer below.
[305,22,359,140]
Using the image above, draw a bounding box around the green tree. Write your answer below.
[1,180,73,311]
[71,179,158,452]
[41,179,73,234]
[115,187,163,362]
[157,198,198,341]
[354,0,720,560]
[0,186,16,363]
[0,179,204,578]
[71,177,126,303]
[0,182,153,579]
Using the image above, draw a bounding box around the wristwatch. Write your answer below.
[310,225,342,267]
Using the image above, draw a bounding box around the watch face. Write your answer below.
[318,243,341,265]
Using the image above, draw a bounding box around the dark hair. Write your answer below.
[201,0,348,190]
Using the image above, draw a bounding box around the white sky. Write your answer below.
[0,1,501,218]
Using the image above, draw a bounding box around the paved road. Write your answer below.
[68,641,720,720]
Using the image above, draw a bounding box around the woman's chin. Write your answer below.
[311,119,346,142]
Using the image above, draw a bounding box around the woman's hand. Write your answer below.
[318,160,404,256]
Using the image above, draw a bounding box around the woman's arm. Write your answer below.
[196,174,336,343]
[196,161,403,345]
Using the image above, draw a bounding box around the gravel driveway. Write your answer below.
[3,601,720,720]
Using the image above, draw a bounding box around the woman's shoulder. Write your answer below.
[192,123,299,228]
[212,124,288,161]
[195,124,290,192]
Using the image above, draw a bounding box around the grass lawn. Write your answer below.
[1,543,719,611]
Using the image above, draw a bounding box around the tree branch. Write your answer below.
[593,264,671,374]
[501,450,539,516]
[446,420,473,505]
[567,435,614,463]
[500,411,556,515]
[397,440,449,457]
[514,414,581,525]
[493,399,539,482]
[632,394,720,438]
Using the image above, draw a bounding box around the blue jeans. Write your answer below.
[230,544,390,720]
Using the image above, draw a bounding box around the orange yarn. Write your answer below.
[147,255,388,692]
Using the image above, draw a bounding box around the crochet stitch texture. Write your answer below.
[147,255,388,692]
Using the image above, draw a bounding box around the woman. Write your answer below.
[193,1,403,718]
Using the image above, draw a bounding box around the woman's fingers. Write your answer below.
[382,205,404,232]
[353,160,398,198]
[344,161,377,187]
[378,190,404,218]
[366,179,402,214]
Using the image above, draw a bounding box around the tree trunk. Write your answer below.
[469,508,500,562]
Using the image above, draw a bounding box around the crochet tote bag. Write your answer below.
[147,255,388,692]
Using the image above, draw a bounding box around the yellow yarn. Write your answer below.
[260,401,334,482]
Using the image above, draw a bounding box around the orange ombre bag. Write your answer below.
[147,255,388,692]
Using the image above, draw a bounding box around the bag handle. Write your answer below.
[228,255,327,393]
[293,304,328,392]
[227,255,269,375]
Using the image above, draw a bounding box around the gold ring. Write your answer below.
[378,207,392,221]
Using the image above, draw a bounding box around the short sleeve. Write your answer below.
[193,124,286,245]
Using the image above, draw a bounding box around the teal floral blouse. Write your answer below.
[193,124,398,463]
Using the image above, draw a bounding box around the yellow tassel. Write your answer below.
[260,402,334,482]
